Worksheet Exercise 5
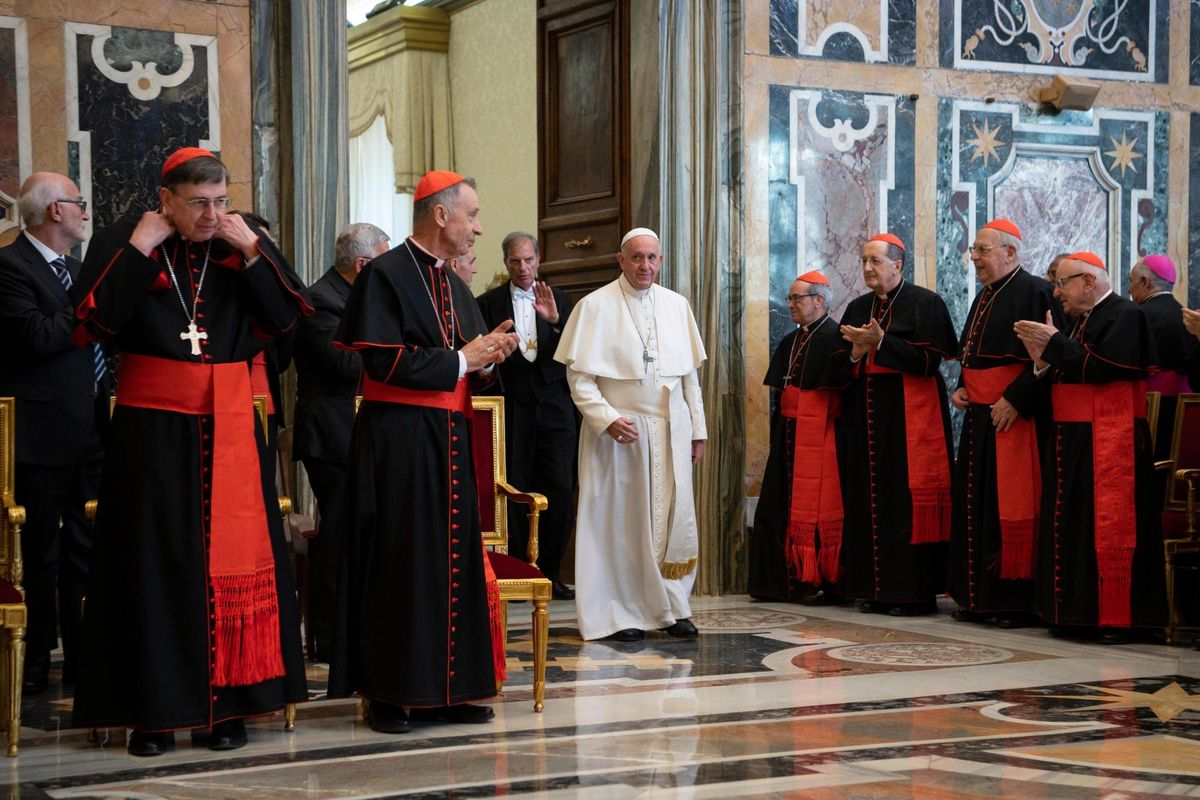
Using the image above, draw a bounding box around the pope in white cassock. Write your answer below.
[554,228,708,642]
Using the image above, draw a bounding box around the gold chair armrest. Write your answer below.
[1155,459,1175,472]
[1176,468,1200,537]
[496,481,549,512]
[84,499,97,523]
[496,482,549,567]
[2,494,24,593]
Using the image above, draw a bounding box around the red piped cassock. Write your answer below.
[839,280,957,605]
[327,239,498,708]
[749,314,851,601]
[71,220,311,730]
[1036,293,1166,630]
[948,267,1059,615]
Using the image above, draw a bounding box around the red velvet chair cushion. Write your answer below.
[488,551,545,581]
[471,407,496,533]
[0,579,21,605]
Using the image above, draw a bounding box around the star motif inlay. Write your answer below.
[1043,681,1200,722]
[1105,131,1142,177]
[966,119,1006,167]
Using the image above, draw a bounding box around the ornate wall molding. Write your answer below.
[65,23,219,251]
[769,0,916,65]
[942,0,1167,83]
[0,16,30,236]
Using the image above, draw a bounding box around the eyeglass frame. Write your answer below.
[785,293,822,304]
[1053,272,1089,290]
[859,255,898,267]
[55,198,88,213]
[167,187,233,212]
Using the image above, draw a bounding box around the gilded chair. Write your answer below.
[1155,393,1200,645]
[1146,390,1161,452]
[0,398,27,756]
[471,396,551,712]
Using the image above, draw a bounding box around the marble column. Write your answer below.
[659,0,745,595]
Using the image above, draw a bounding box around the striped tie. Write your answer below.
[50,257,107,390]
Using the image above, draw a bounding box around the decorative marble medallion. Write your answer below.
[66,23,219,251]
[0,15,29,235]
[936,98,1167,331]
[826,641,1015,666]
[769,84,915,351]
[770,0,916,64]
[941,0,1167,83]
[689,608,808,631]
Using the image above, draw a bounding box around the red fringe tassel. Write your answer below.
[211,567,285,687]
[909,487,951,544]
[999,517,1037,580]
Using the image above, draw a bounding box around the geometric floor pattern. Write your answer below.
[9,595,1200,798]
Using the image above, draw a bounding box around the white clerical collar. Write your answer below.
[406,236,446,269]
[1082,289,1113,318]
[24,231,64,264]
[618,273,653,299]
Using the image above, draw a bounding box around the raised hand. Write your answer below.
[216,213,261,261]
[129,210,178,257]
[532,280,559,325]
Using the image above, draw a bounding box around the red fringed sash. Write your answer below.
[780,386,843,583]
[363,376,505,679]
[961,365,1041,579]
[1051,381,1146,628]
[865,359,952,544]
[117,354,284,687]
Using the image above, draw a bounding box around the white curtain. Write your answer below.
[348,114,412,242]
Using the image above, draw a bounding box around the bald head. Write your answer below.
[17,172,89,253]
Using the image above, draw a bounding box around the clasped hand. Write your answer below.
[129,210,261,261]
[461,321,520,372]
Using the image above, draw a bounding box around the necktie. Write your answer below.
[512,288,535,301]
[50,257,107,390]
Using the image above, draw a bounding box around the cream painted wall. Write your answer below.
[449,0,538,293]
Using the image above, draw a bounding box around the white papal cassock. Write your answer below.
[555,274,707,640]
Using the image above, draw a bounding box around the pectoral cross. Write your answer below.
[642,346,655,364]
[181,321,207,356]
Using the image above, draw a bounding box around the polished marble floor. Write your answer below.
[6,595,1200,799]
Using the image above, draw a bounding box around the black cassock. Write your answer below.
[1140,292,1198,459]
[839,281,957,605]
[71,221,310,730]
[749,315,850,601]
[948,268,1057,615]
[327,239,496,708]
[1037,294,1166,629]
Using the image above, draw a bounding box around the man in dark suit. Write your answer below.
[477,232,577,599]
[0,172,112,692]
[292,222,389,660]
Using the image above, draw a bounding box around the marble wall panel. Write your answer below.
[0,15,28,235]
[768,84,915,352]
[941,0,1167,83]
[936,98,1167,331]
[769,0,915,65]
[66,23,217,248]
[1193,0,1200,85]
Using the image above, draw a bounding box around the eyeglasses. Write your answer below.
[169,189,232,212]
[786,293,820,304]
[1053,272,1087,289]
[860,256,896,267]
[967,244,996,255]
[56,198,87,212]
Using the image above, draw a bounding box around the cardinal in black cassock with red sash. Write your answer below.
[838,233,958,615]
[1015,251,1165,642]
[327,171,519,733]
[947,219,1059,627]
[71,149,311,756]
[750,271,851,602]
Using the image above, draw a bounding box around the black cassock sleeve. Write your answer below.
[870,289,958,377]
[1042,300,1154,383]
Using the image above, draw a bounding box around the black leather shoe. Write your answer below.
[410,703,495,724]
[857,600,886,614]
[22,654,49,695]
[366,701,411,734]
[951,608,987,623]
[659,619,699,637]
[1097,628,1133,646]
[996,613,1038,629]
[208,718,247,751]
[887,599,938,617]
[607,628,643,642]
[127,730,175,757]
[551,580,575,600]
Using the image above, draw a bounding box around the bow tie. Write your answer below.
[513,288,535,301]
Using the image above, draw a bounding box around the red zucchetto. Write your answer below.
[796,270,830,286]
[414,170,466,202]
[867,233,906,251]
[161,147,216,178]
[983,218,1022,240]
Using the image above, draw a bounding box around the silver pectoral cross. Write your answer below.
[181,321,208,356]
